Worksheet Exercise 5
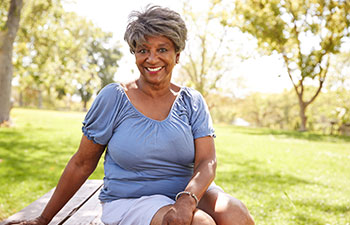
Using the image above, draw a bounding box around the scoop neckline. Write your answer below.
[119,84,184,123]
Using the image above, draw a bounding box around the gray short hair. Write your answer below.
[124,5,187,54]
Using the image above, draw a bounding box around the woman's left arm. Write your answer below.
[178,136,217,206]
[161,136,216,224]
[179,91,217,205]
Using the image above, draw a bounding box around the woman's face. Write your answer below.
[135,35,180,86]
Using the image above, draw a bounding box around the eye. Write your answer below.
[159,48,167,53]
[137,49,147,54]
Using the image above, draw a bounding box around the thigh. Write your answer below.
[198,186,254,225]
[151,205,216,225]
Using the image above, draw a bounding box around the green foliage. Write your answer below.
[207,93,237,124]
[11,0,122,110]
[179,0,237,98]
[228,0,350,131]
[235,90,299,130]
[88,35,122,92]
[0,0,10,30]
[1,109,349,224]
[233,87,350,134]
[308,90,350,134]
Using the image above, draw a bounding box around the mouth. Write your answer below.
[146,67,163,72]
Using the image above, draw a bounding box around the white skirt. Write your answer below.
[100,183,223,225]
[101,194,174,225]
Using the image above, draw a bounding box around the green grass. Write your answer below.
[1,108,350,224]
[214,126,350,225]
[0,108,104,220]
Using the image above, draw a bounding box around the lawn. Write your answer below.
[0,108,349,224]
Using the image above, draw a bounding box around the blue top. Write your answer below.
[82,83,215,202]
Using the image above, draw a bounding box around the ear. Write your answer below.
[176,53,180,64]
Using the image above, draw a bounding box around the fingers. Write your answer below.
[5,220,37,225]
[5,221,24,225]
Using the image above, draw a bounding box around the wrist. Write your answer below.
[38,215,50,225]
[175,191,198,209]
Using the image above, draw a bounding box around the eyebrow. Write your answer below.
[137,42,172,49]
[158,43,171,48]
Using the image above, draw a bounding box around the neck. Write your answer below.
[136,78,173,98]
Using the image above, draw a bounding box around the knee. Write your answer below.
[215,195,255,225]
[192,209,216,225]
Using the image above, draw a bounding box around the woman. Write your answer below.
[8,5,254,225]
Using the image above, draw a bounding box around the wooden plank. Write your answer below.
[53,180,103,225]
[0,188,55,225]
[0,180,103,225]
[62,186,103,225]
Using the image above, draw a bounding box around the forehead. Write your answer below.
[136,35,175,48]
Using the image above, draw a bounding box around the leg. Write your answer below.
[151,205,216,225]
[198,186,255,225]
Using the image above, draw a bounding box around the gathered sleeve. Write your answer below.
[82,83,123,145]
[186,89,216,139]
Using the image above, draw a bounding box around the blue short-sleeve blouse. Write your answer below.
[82,83,215,202]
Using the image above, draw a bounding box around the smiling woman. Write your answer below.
[5,5,254,225]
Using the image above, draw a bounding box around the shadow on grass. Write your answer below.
[231,126,350,143]
[215,156,347,224]
[292,213,327,225]
[217,158,315,192]
[294,199,350,214]
[0,129,74,183]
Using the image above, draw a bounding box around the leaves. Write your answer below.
[179,0,237,99]
[11,0,122,109]
[229,0,350,130]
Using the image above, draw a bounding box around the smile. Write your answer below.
[146,67,163,72]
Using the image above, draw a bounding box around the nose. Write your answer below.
[146,50,158,64]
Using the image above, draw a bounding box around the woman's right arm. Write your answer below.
[6,135,105,225]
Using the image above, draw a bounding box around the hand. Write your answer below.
[161,195,197,225]
[5,216,49,225]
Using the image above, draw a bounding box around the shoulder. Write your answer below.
[99,83,123,95]
[89,83,127,111]
[180,86,205,103]
[96,83,126,101]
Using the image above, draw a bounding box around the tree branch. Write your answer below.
[306,54,330,106]
[282,52,299,95]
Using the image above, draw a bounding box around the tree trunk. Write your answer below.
[38,89,43,109]
[0,0,23,124]
[298,101,308,132]
[83,100,88,112]
[19,90,23,106]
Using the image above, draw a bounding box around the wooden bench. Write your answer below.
[0,180,104,225]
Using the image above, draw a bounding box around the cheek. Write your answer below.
[167,56,177,66]
[135,58,144,67]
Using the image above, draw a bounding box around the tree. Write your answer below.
[179,0,238,101]
[11,1,122,110]
[325,52,350,133]
[235,91,299,129]
[229,0,350,131]
[70,19,122,110]
[0,0,23,124]
[87,34,122,92]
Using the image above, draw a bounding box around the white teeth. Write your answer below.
[147,67,162,72]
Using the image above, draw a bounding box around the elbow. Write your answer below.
[209,158,217,180]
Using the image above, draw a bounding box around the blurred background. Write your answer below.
[1,1,350,224]
[1,0,350,133]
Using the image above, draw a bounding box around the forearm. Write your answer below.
[185,158,216,200]
[39,154,97,223]
[172,159,216,215]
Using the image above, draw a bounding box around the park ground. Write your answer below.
[0,108,349,224]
